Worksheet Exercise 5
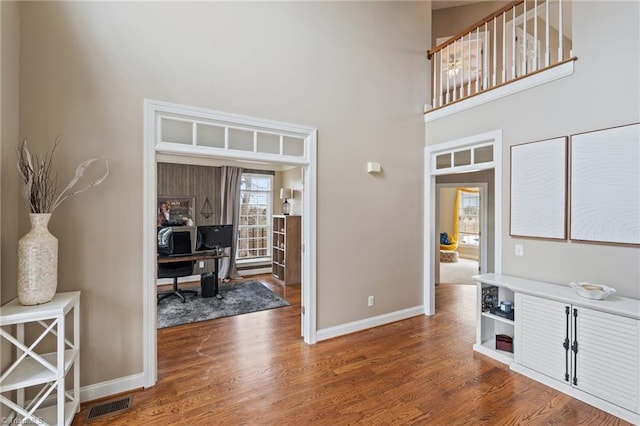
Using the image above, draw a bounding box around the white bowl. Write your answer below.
[570,282,616,300]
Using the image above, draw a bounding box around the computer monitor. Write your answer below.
[196,225,233,252]
[172,231,193,255]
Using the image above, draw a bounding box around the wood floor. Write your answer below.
[73,276,630,425]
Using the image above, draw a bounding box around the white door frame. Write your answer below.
[423,130,503,315]
[143,100,317,387]
[435,182,488,283]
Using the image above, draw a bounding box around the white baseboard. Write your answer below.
[238,267,271,276]
[316,306,424,342]
[80,373,145,403]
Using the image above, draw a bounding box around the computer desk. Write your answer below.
[157,251,228,298]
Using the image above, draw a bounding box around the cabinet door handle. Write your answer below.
[572,308,578,386]
[563,306,570,382]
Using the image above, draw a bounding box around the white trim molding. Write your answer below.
[316,306,424,342]
[143,99,318,389]
[80,373,145,403]
[424,130,503,315]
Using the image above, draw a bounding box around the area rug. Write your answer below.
[157,280,290,329]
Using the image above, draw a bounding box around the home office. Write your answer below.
[155,161,301,328]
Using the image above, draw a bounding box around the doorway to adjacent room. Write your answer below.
[436,183,487,286]
[143,99,318,388]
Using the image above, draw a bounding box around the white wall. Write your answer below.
[11,2,430,387]
[426,1,640,298]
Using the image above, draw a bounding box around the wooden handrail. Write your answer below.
[428,0,524,59]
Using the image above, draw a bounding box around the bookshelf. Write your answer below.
[272,215,301,285]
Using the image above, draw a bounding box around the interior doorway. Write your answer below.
[143,99,318,388]
[436,183,487,286]
[423,130,503,315]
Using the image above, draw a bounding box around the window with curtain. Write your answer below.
[458,189,480,246]
[237,173,272,260]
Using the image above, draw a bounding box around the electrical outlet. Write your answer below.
[199,261,205,268]
[515,244,524,256]
[368,296,374,307]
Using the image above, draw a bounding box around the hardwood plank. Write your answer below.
[72,278,632,425]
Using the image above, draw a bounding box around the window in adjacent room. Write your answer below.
[458,189,480,246]
[237,173,272,260]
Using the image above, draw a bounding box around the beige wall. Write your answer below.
[281,167,303,217]
[11,1,429,388]
[1,2,21,417]
[1,1,20,304]
[426,2,640,298]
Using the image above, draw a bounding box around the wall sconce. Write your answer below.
[280,188,292,215]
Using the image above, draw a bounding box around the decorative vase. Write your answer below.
[17,213,58,305]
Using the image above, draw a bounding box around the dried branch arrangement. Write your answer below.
[16,138,110,214]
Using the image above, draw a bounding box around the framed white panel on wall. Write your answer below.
[570,123,640,245]
[510,137,567,239]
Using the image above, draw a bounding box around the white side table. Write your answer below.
[0,291,80,426]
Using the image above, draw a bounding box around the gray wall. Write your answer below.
[426,1,640,298]
[7,1,430,387]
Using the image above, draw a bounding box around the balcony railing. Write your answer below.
[427,0,574,111]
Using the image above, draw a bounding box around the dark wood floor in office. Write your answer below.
[73,276,629,425]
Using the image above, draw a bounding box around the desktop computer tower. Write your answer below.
[201,272,218,298]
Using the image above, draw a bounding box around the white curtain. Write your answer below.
[219,166,243,280]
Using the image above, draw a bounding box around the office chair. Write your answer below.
[157,231,198,304]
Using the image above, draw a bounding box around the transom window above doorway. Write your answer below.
[435,144,493,172]
[157,111,308,163]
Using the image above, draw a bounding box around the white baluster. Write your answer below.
[533,0,538,71]
[453,40,458,101]
[522,0,527,75]
[558,0,564,60]
[492,17,497,87]
[545,0,550,66]
[484,22,489,89]
[512,5,517,79]
[502,11,507,83]
[475,27,481,92]
[467,32,472,96]
[445,44,451,104]
[439,50,444,107]
[432,50,437,108]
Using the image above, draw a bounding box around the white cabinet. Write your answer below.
[516,293,640,414]
[474,273,640,424]
[0,292,81,426]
